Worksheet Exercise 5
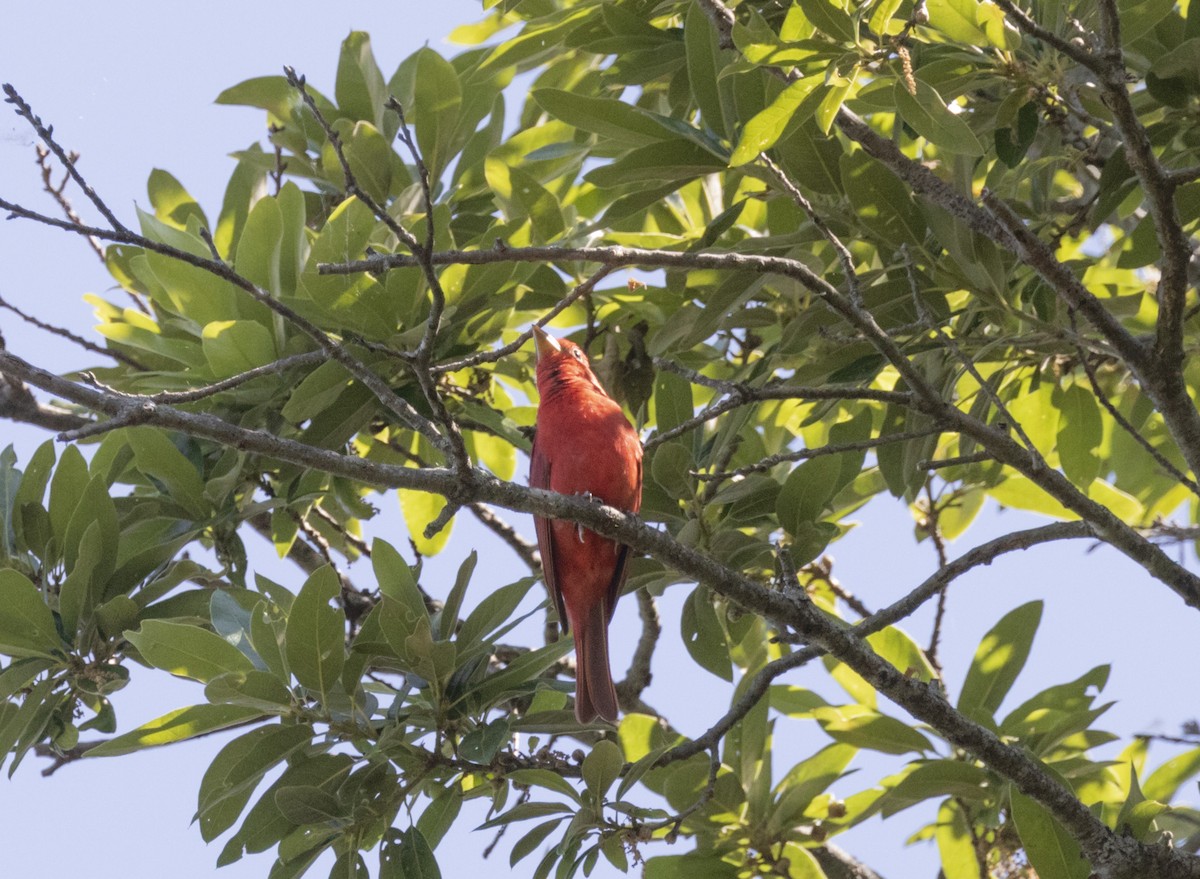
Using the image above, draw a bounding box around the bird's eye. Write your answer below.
[571,348,584,360]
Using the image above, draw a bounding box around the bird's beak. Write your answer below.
[532,324,561,362]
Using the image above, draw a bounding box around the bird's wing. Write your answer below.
[604,437,643,624]
[530,439,569,632]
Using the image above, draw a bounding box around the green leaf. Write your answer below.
[147,169,207,229]
[202,319,278,378]
[457,576,538,647]
[458,717,512,763]
[685,4,729,138]
[469,638,572,705]
[533,89,676,146]
[730,76,823,166]
[1144,747,1200,803]
[336,31,387,128]
[126,620,257,683]
[935,798,980,879]
[645,854,738,879]
[284,567,346,698]
[812,705,931,754]
[651,443,694,500]
[957,601,1043,725]
[585,139,725,189]
[126,426,209,518]
[410,48,463,182]
[1009,788,1090,879]
[508,768,583,803]
[894,79,984,156]
[881,760,990,817]
[926,0,989,44]
[274,785,346,824]
[770,743,857,830]
[582,739,624,802]
[776,457,841,533]
[654,370,694,434]
[796,0,857,42]
[198,723,314,841]
[509,818,566,867]
[438,551,476,641]
[0,675,61,774]
[1055,383,1103,488]
[0,570,62,659]
[11,441,54,552]
[485,158,566,243]
[372,538,428,625]
[0,446,19,558]
[398,450,455,557]
[416,784,463,849]
[479,801,575,830]
[205,671,294,712]
[681,585,732,681]
[86,704,266,757]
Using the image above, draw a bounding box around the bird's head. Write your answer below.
[532,324,606,396]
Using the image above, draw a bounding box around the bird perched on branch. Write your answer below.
[530,324,643,724]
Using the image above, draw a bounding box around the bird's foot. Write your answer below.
[575,492,604,543]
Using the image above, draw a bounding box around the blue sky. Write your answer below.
[2,3,1198,878]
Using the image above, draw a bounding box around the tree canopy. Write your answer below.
[3,1,1200,878]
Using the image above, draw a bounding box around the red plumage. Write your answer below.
[530,325,642,724]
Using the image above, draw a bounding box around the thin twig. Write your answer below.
[3,84,130,234]
[920,482,950,677]
[468,502,541,571]
[616,589,661,708]
[33,145,106,264]
[759,153,863,306]
[645,384,913,452]
[1068,311,1200,498]
[0,293,146,370]
[432,266,614,375]
[81,350,327,404]
[696,427,945,484]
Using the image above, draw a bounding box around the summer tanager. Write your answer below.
[530,325,643,723]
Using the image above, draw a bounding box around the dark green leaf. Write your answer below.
[284,567,346,698]
[126,620,256,683]
[0,570,62,659]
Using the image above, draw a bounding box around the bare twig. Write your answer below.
[616,589,661,708]
[920,483,950,677]
[80,350,327,404]
[0,293,146,370]
[645,383,913,452]
[432,266,614,375]
[468,502,540,571]
[696,427,945,484]
[1068,311,1200,498]
[33,145,106,264]
[3,84,129,235]
[759,153,862,305]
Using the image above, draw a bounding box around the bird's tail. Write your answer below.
[573,602,619,724]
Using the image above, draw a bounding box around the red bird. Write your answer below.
[530,324,643,724]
